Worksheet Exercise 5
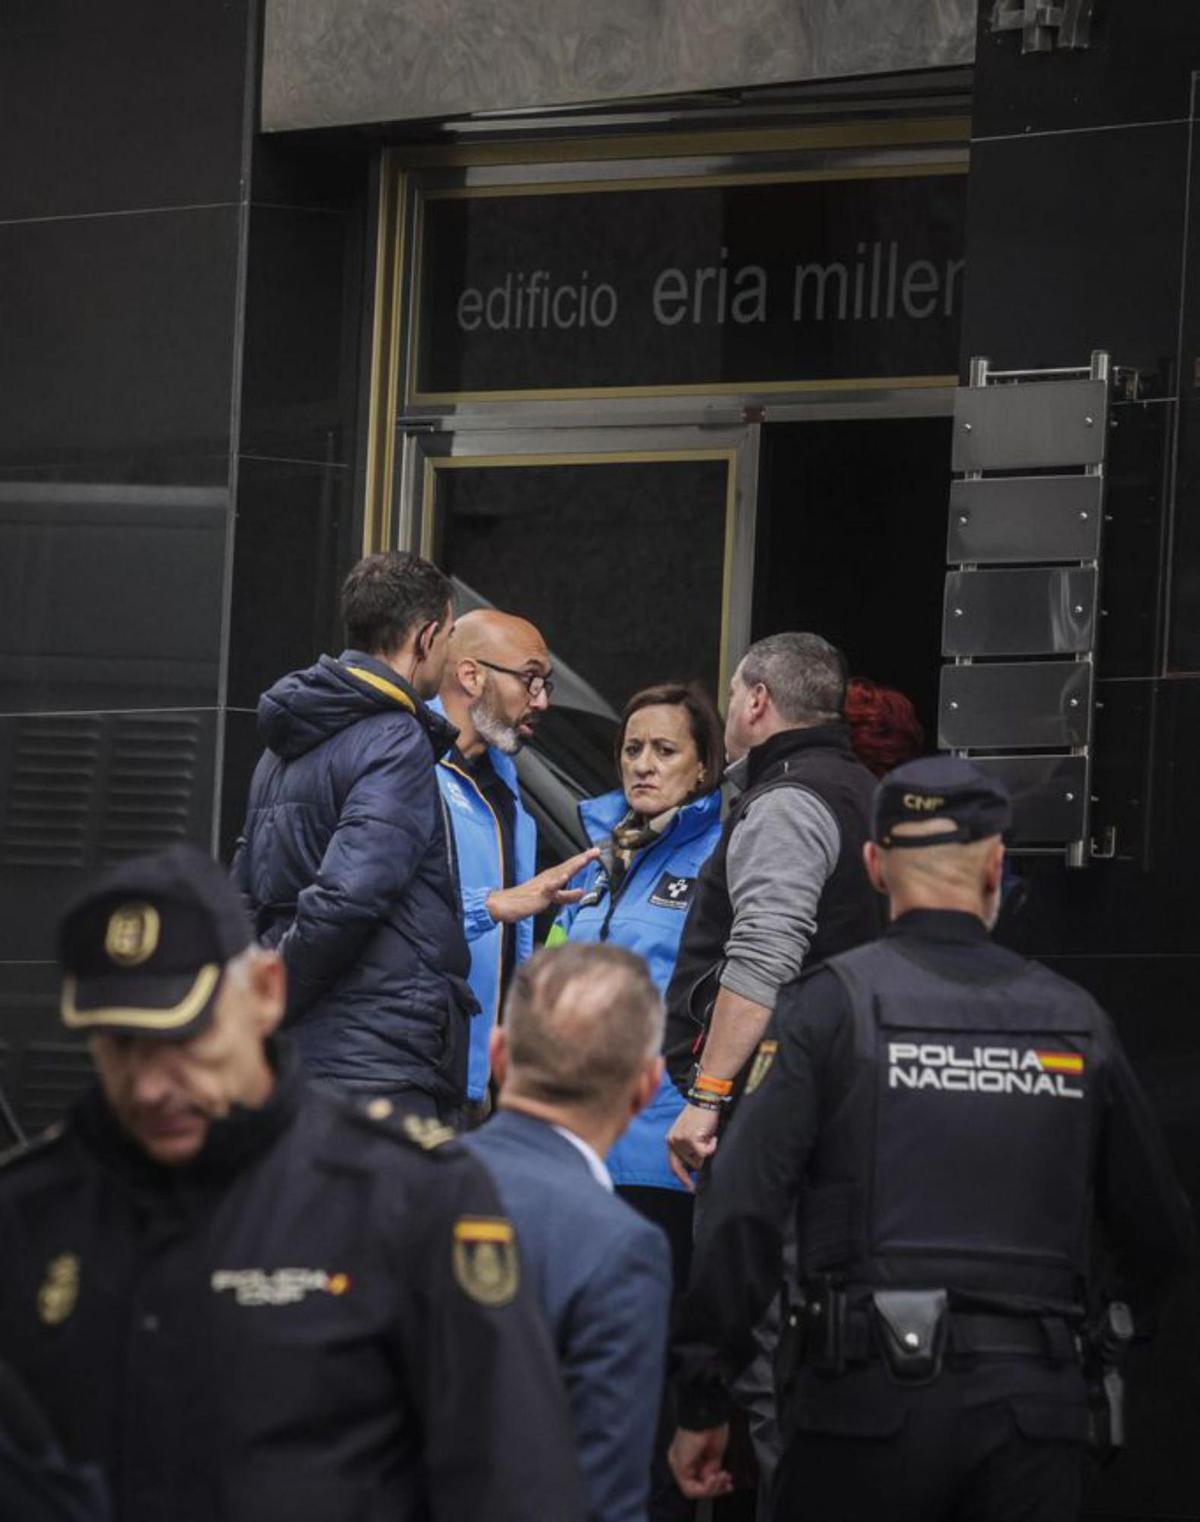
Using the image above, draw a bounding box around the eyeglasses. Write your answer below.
[477,660,555,698]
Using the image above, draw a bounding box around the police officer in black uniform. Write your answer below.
[668,758,1194,1521]
[0,845,584,1522]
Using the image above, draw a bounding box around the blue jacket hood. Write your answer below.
[258,651,457,762]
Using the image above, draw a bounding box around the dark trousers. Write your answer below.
[771,1400,1084,1522]
[618,1186,696,1522]
[693,1164,789,1520]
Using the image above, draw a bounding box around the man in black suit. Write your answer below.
[464,944,672,1522]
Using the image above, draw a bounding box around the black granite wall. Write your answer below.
[0,2,367,1134]
[220,131,369,863]
[961,7,1200,1517]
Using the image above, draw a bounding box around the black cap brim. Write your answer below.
[61,963,222,1040]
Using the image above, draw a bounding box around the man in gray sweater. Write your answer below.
[664,632,882,1174]
[662,631,882,1511]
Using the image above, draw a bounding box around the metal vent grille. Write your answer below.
[0,712,201,868]
[100,714,200,860]
[1,719,102,868]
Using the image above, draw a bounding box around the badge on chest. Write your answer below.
[649,873,695,910]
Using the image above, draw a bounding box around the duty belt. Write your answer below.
[793,1285,1081,1386]
[838,1306,1078,1366]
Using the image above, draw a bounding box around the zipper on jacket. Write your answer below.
[596,815,678,943]
[441,759,508,1021]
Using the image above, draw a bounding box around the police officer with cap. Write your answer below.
[0,845,584,1522]
[669,757,1194,1520]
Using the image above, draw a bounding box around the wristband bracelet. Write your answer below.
[684,1090,726,1113]
[686,1066,734,1110]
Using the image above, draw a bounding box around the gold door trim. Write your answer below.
[392,115,972,169]
[419,159,966,201]
[363,152,408,553]
[414,374,959,405]
[421,448,740,693]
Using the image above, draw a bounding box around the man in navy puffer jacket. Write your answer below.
[233,552,477,1120]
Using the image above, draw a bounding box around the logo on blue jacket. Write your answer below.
[648,873,695,910]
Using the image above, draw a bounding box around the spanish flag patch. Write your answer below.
[1035,1051,1085,1076]
[453,1217,519,1307]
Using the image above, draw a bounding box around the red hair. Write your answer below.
[846,679,925,778]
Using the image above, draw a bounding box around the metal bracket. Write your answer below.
[1111,366,1144,403]
[991,0,1096,52]
[1090,825,1117,860]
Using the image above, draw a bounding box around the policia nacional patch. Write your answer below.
[453,1217,519,1307]
[745,1039,778,1095]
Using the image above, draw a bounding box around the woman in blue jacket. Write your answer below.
[550,682,724,1272]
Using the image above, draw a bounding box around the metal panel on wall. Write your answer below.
[942,567,1098,657]
[946,476,1103,563]
[951,378,1107,471]
[942,354,1110,864]
[939,659,1093,750]
[967,754,1088,844]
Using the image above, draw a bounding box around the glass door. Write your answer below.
[395,424,757,847]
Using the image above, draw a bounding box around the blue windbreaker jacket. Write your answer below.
[552,788,723,1190]
[430,701,538,1102]
[233,651,476,1104]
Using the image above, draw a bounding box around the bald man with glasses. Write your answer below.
[432,610,598,1119]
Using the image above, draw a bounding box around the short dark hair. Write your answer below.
[340,552,452,657]
[504,943,663,1113]
[615,682,725,794]
[739,632,846,722]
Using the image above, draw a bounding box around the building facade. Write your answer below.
[0,4,1196,1515]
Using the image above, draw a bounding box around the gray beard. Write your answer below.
[470,691,521,755]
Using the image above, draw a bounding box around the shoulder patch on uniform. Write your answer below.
[343,1101,458,1155]
[0,1122,65,1173]
[648,871,696,910]
[38,1252,80,1326]
[400,1113,457,1151]
[452,1216,519,1306]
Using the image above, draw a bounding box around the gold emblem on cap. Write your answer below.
[104,903,161,967]
[452,1217,519,1306]
[366,1098,393,1121]
[902,793,946,811]
[38,1253,80,1326]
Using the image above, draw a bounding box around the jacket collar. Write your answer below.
[340,651,458,758]
[487,1107,602,1181]
[428,695,521,796]
[888,908,990,944]
[743,721,854,789]
[71,1037,306,1199]
[578,786,721,846]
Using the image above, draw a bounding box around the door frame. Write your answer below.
[395,422,760,697]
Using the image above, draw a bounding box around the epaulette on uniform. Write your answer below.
[0,1121,67,1173]
[345,1097,460,1156]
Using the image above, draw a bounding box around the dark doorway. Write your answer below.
[752,416,953,738]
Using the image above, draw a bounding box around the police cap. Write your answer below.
[57,845,254,1039]
[872,756,1011,849]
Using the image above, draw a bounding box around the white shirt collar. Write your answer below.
[551,1125,614,1192]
